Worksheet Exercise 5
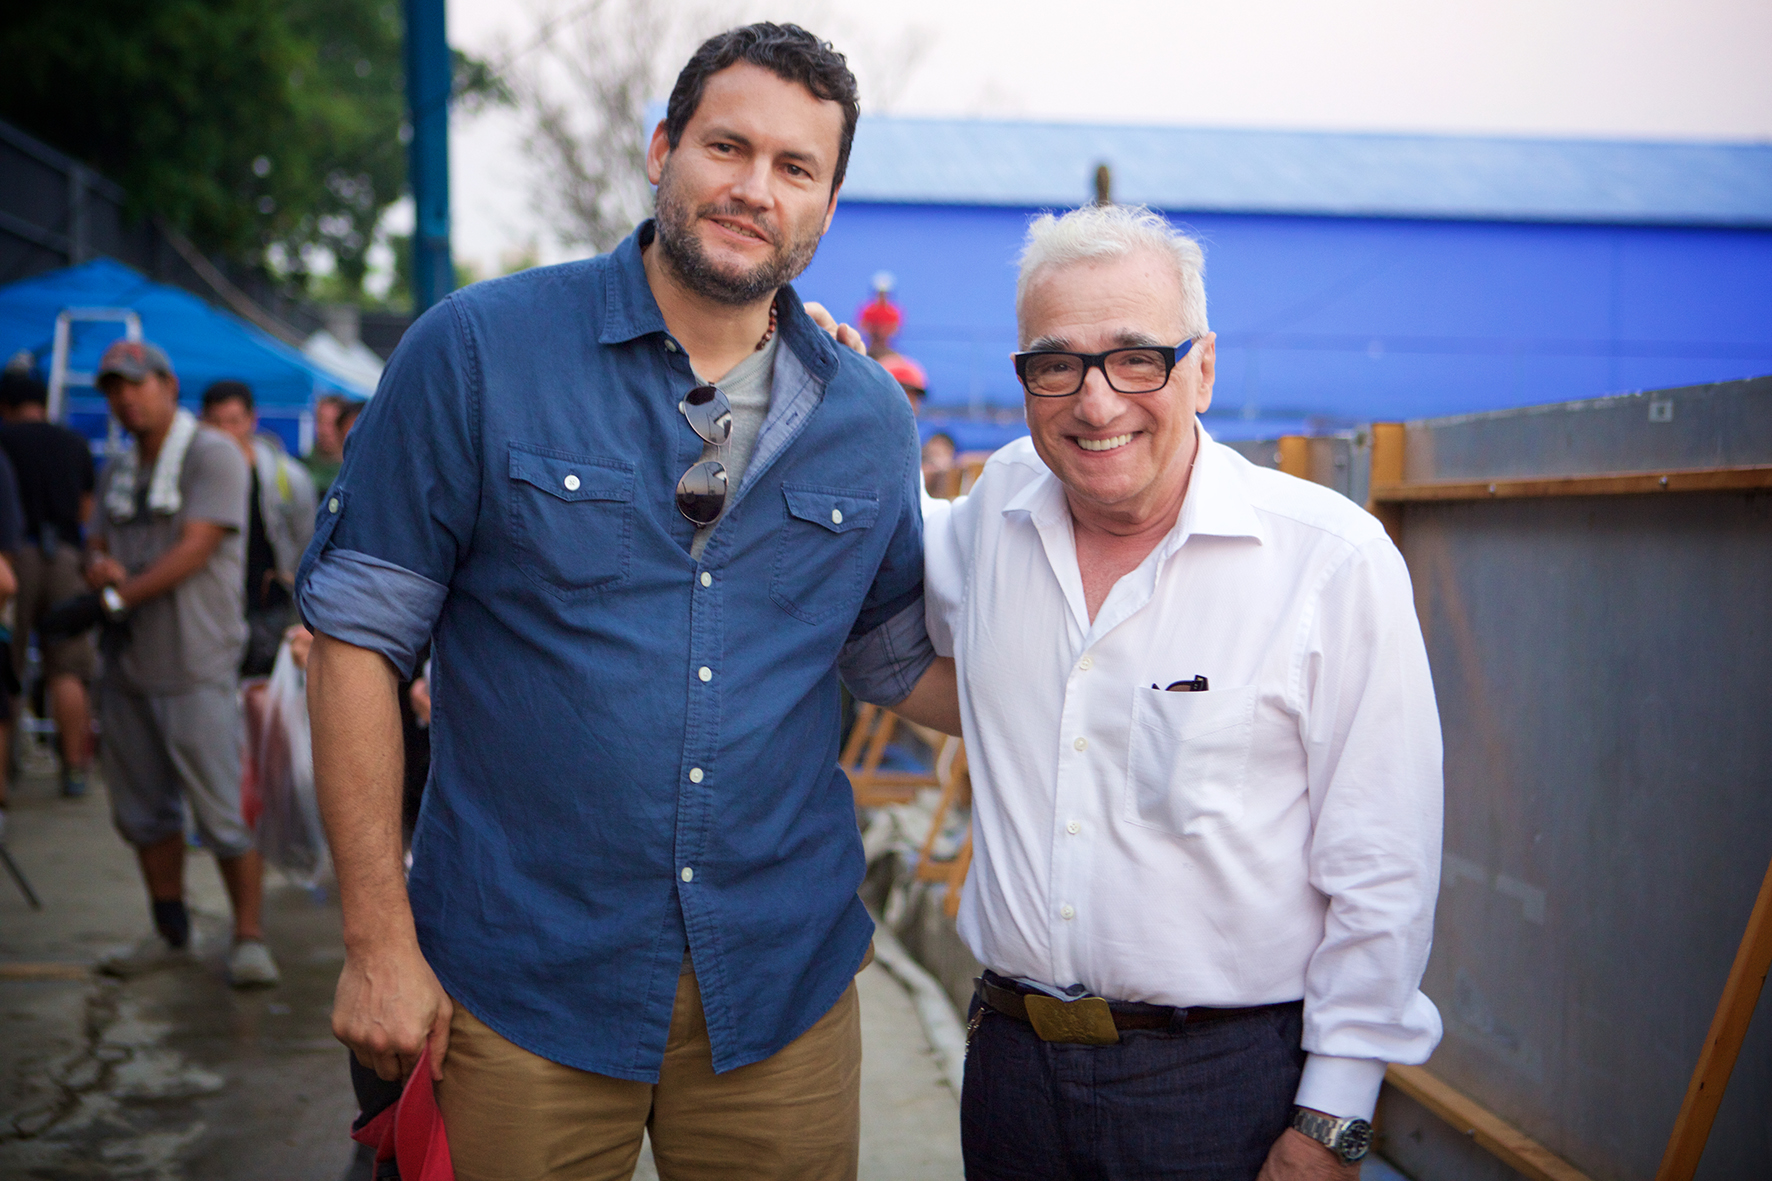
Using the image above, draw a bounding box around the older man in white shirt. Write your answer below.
[922,204,1443,1180]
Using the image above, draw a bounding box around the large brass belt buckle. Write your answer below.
[1022,993,1120,1045]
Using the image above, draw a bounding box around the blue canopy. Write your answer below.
[0,259,364,453]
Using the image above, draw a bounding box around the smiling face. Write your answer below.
[1019,250,1216,531]
[647,61,844,306]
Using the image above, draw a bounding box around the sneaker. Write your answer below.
[227,939,281,989]
[60,770,87,799]
[99,935,192,979]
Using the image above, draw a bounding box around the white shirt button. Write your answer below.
[1073,736,1088,752]
[831,508,843,525]
[699,572,712,587]
[698,666,712,682]
[666,340,679,352]
[1060,904,1076,920]
[563,473,581,492]
[328,498,339,513]
[681,867,694,882]
[1078,655,1093,671]
[689,767,704,784]
[1066,820,1081,835]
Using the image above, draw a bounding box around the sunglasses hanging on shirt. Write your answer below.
[676,384,732,525]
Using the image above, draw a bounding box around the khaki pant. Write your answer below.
[438,970,861,1181]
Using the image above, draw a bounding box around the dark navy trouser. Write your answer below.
[961,990,1306,1181]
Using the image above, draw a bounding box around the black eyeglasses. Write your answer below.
[676,384,733,525]
[1012,339,1196,398]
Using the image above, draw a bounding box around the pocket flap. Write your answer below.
[509,444,634,503]
[781,484,880,534]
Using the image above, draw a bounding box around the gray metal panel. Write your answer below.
[1222,433,1372,506]
[1393,377,1772,1180]
[1401,376,1772,482]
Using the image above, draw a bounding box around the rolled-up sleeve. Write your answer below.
[838,596,934,706]
[295,297,481,670]
[300,544,446,678]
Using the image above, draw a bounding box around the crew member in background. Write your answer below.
[0,357,96,798]
[77,339,280,988]
[304,393,348,496]
[200,380,316,678]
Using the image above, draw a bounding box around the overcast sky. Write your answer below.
[435,0,1772,279]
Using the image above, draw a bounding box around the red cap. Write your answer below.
[858,298,902,338]
[881,354,927,391]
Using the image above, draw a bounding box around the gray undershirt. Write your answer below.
[689,333,778,560]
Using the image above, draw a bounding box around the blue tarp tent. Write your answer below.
[0,259,366,455]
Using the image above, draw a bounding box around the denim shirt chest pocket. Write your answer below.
[771,483,880,624]
[1124,684,1258,837]
[507,443,635,598]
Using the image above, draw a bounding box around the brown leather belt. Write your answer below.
[975,975,1297,1046]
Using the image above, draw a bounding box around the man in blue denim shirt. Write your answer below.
[298,24,956,1179]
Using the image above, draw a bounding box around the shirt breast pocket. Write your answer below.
[507,444,635,599]
[770,483,880,625]
[1123,684,1258,838]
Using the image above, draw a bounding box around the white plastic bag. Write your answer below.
[255,639,330,887]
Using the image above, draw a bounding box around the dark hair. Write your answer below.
[336,399,366,432]
[664,23,860,193]
[201,379,254,414]
[0,369,48,408]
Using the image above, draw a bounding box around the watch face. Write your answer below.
[1336,1120,1373,1162]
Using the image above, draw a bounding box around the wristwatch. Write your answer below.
[1290,1106,1372,1164]
[101,586,129,621]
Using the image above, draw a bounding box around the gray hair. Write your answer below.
[1015,205,1209,343]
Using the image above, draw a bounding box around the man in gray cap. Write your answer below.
[77,338,279,986]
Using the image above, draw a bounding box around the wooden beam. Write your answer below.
[1365,423,1406,546]
[1385,1064,1594,1181]
[1371,464,1772,504]
[1277,436,1310,480]
[1655,855,1772,1181]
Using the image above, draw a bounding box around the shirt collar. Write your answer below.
[599,220,839,386]
[1002,424,1267,549]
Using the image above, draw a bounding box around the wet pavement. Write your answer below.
[0,754,963,1180]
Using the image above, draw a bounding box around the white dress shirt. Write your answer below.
[923,432,1444,1119]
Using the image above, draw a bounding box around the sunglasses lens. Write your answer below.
[680,385,732,446]
[676,460,728,525]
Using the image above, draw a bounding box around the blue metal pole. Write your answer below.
[404,0,453,312]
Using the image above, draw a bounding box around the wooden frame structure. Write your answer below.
[1277,423,1772,1181]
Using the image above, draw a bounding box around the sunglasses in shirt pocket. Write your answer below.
[771,483,880,625]
[1124,683,1258,837]
[507,443,635,599]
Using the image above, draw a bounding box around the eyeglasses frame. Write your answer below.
[1012,338,1197,398]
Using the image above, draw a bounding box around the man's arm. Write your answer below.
[888,655,960,735]
[85,520,226,605]
[308,631,451,1082]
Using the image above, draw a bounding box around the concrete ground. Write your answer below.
[0,754,964,1180]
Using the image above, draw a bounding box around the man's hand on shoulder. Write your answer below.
[333,937,453,1083]
[802,301,866,354]
[1256,1128,1362,1181]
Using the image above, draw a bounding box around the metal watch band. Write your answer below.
[1290,1106,1373,1163]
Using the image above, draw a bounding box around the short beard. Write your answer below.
[653,162,824,306]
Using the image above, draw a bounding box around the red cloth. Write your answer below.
[350,1045,454,1180]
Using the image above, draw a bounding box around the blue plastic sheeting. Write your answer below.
[0,259,364,454]
[840,117,1772,228]
[796,203,1772,426]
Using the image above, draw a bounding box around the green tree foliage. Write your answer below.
[0,0,502,299]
